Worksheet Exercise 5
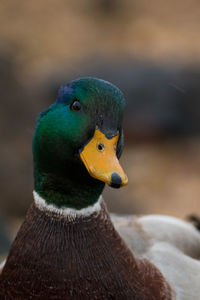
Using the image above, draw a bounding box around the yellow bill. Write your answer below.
[80,129,128,188]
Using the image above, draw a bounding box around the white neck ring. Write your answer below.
[33,191,103,219]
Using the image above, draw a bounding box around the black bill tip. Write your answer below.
[110,172,122,188]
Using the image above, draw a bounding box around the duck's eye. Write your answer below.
[70,100,81,111]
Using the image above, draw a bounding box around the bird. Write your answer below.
[0,77,200,299]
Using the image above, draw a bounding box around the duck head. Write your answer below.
[33,77,128,209]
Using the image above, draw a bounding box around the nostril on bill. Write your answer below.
[97,143,105,151]
[110,172,122,188]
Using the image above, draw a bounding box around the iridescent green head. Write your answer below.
[33,77,127,209]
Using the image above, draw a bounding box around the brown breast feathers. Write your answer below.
[0,201,172,300]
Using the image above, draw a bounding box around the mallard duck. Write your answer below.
[0,77,200,299]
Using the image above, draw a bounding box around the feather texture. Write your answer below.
[0,200,172,300]
[112,214,200,300]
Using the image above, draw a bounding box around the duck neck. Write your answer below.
[34,167,105,210]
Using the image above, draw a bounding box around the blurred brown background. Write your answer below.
[1,0,200,255]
